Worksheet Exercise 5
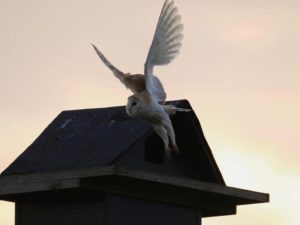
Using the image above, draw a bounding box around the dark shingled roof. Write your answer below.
[0,100,270,217]
[1,100,225,184]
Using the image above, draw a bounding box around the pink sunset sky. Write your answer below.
[0,0,299,224]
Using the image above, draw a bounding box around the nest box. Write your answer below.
[0,100,269,225]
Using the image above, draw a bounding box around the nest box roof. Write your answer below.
[0,100,269,217]
[1,100,224,184]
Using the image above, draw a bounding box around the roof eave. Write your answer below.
[0,165,269,217]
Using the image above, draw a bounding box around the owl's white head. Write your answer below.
[126,93,155,120]
[126,95,142,118]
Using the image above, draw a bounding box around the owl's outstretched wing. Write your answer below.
[92,44,126,83]
[92,44,145,94]
[144,0,183,103]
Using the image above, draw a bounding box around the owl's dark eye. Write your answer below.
[131,102,137,107]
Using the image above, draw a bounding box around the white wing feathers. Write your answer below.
[145,0,183,102]
[91,44,126,84]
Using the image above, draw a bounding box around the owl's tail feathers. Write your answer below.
[163,104,191,115]
[91,43,126,83]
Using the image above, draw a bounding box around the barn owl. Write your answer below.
[92,0,189,155]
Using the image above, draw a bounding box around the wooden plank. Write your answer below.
[0,166,117,196]
[0,179,80,196]
[115,167,269,203]
[0,165,269,205]
[0,165,116,186]
[80,177,237,217]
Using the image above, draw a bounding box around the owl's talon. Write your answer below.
[172,144,180,155]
